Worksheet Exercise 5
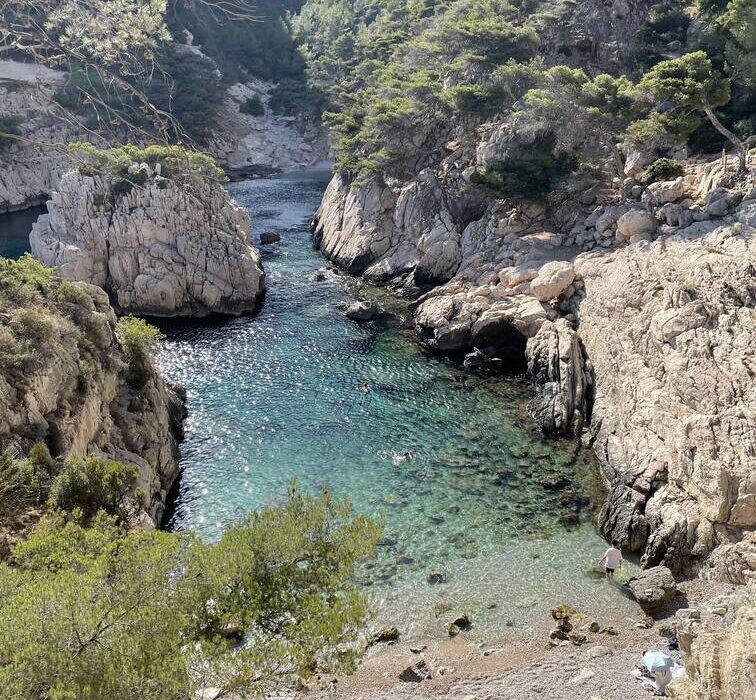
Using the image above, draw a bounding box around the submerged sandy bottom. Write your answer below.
[156,170,638,642]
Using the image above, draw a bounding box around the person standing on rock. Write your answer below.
[598,542,623,582]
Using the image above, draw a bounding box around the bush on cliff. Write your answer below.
[117,314,164,388]
[640,157,685,184]
[0,487,381,699]
[48,456,140,524]
[471,148,577,200]
[70,143,225,193]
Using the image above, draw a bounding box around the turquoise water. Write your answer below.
[157,170,641,640]
[0,173,639,640]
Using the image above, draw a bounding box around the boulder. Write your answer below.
[628,566,677,613]
[399,660,431,682]
[736,199,756,228]
[643,178,685,206]
[369,626,400,645]
[529,261,575,301]
[259,231,281,244]
[345,300,375,321]
[704,187,734,217]
[616,209,656,241]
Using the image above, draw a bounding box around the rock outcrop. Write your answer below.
[313,150,756,577]
[0,268,185,538]
[209,80,330,174]
[576,225,755,572]
[669,583,756,700]
[0,60,75,212]
[31,167,265,317]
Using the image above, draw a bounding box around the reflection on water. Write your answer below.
[148,169,640,639]
[0,205,44,259]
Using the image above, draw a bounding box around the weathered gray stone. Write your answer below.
[31,169,265,317]
[628,566,677,613]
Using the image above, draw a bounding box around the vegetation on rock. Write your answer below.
[0,487,380,699]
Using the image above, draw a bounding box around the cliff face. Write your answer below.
[313,156,756,578]
[30,167,265,317]
[575,224,755,574]
[0,269,185,536]
[210,80,330,175]
[669,580,756,700]
[0,61,75,213]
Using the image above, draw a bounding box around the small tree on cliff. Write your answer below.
[639,51,747,171]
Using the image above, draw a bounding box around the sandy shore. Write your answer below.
[301,578,733,700]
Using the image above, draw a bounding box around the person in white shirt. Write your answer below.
[598,541,623,581]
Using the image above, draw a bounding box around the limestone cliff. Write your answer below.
[30,164,265,317]
[0,262,185,539]
[669,580,756,700]
[313,155,756,578]
[575,224,755,573]
[0,60,76,213]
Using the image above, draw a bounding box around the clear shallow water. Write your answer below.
[157,170,641,641]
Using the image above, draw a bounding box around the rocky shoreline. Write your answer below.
[311,156,756,583]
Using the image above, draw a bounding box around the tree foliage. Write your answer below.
[0,488,381,699]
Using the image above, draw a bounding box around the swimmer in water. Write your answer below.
[360,382,371,394]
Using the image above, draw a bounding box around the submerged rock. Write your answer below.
[259,231,281,244]
[368,626,400,645]
[345,300,376,321]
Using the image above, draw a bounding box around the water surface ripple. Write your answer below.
[150,170,639,640]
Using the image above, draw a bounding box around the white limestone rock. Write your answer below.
[616,209,657,242]
[575,225,756,573]
[529,261,575,301]
[31,169,265,317]
[642,177,685,206]
[525,318,587,434]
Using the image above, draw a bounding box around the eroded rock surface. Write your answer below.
[0,279,184,537]
[669,582,756,700]
[576,226,756,572]
[313,153,756,577]
[31,168,265,317]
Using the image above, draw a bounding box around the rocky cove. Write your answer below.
[0,0,755,696]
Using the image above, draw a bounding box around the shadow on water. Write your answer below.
[0,205,46,259]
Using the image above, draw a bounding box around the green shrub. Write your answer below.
[116,315,163,386]
[0,487,381,698]
[239,95,265,116]
[69,142,225,197]
[637,4,691,47]
[470,149,577,199]
[47,456,138,522]
[640,157,685,185]
[0,446,55,516]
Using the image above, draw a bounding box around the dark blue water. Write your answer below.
[0,206,44,258]
[156,170,639,639]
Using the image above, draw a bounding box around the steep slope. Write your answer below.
[0,257,185,545]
